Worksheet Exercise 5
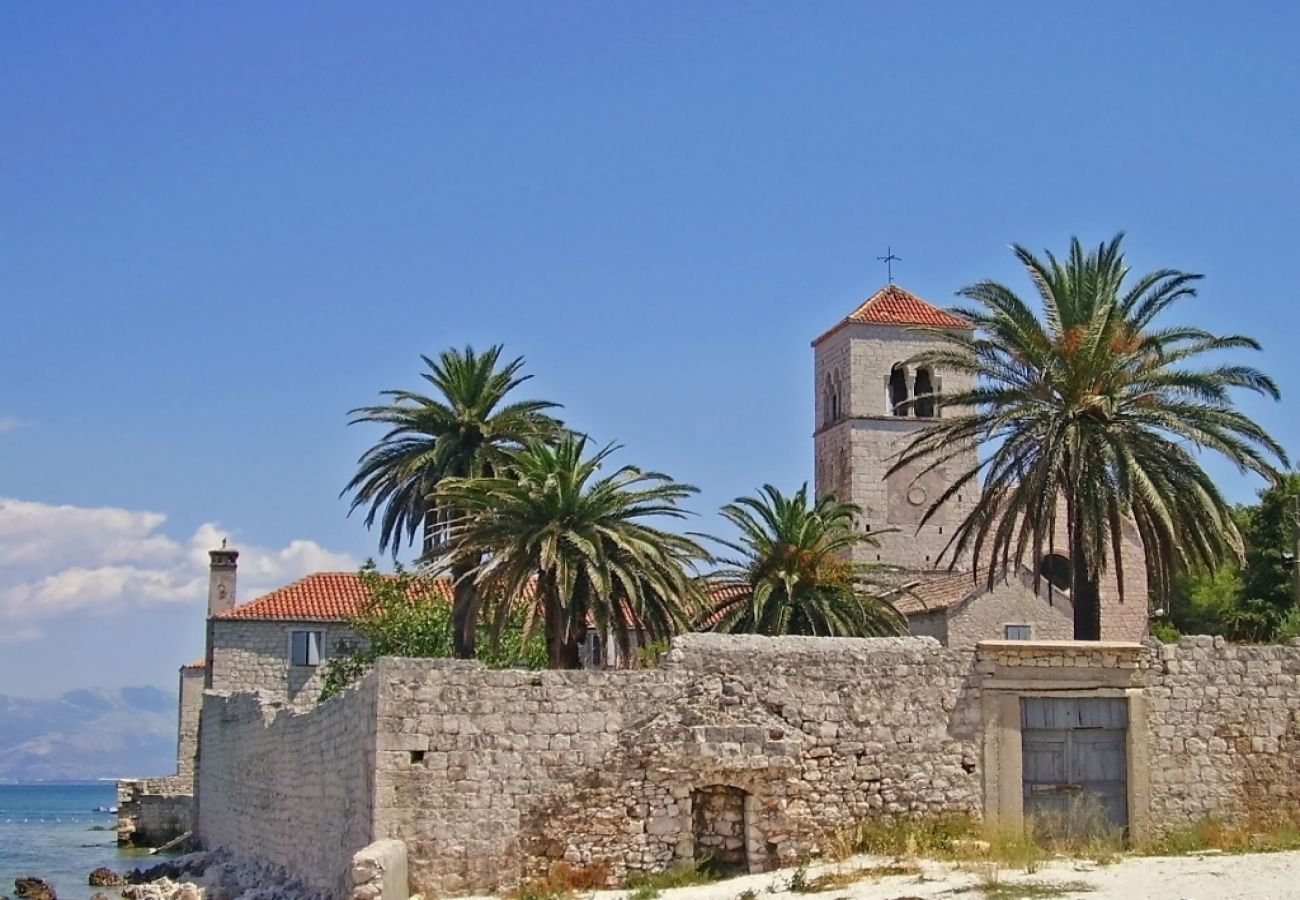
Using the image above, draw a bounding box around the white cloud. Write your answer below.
[0,417,22,434]
[0,497,359,642]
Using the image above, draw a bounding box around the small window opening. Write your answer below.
[583,632,604,668]
[1004,624,1033,640]
[410,750,426,765]
[913,368,936,418]
[888,365,909,416]
[290,630,322,667]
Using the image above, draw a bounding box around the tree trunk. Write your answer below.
[1070,521,1102,641]
[451,558,480,659]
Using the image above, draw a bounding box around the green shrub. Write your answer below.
[1148,618,1181,644]
[320,561,547,700]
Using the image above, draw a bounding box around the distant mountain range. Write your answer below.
[0,686,178,782]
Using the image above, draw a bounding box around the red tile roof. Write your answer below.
[181,658,206,669]
[891,570,983,616]
[214,572,453,621]
[813,284,969,344]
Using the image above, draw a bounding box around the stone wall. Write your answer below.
[196,676,378,898]
[193,634,1300,899]
[117,777,192,846]
[209,619,361,707]
[1147,636,1300,828]
[369,636,982,895]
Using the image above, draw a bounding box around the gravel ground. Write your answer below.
[585,850,1300,900]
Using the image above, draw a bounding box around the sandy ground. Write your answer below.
[586,850,1300,900]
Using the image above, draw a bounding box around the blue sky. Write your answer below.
[2,2,1297,696]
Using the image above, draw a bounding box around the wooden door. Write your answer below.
[1021,697,1128,838]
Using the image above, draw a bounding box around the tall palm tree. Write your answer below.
[891,234,1287,639]
[342,346,563,657]
[700,484,906,636]
[429,436,708,668]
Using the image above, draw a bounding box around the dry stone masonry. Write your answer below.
[194,634,1300,899]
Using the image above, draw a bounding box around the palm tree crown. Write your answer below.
[892,234,1287,639]
[342,345,563,656]
[701,484,906,637]
[430,435,707,668]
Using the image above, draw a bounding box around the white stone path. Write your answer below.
[581,850,1300,900]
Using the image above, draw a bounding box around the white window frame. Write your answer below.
[288,629,324,667]
[1003,624,1033,641]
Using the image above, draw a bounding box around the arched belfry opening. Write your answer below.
[888,364,909,416]
[913,367,936,418]
[823,371,845,425]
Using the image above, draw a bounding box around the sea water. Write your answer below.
[0,783,151,900]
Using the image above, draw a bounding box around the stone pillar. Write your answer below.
[207,542,239,618]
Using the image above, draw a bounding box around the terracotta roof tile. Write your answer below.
[181,658,206,669]
[891,570,984,616]
[814,284,969,344]
[214,572,453,621]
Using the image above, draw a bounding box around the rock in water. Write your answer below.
[88,868,125,887]
[91,894,113,900]
[14,877,56,900]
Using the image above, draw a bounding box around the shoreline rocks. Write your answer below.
[89,868,126,887]
[123,851,328,900]
[14,877,56,900]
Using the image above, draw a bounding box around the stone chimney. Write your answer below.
[207,540,239,618]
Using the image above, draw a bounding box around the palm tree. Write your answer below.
[891,234,1287,640]
[342,346,563,657]
[430,435,708,668]
[700,484,907,636]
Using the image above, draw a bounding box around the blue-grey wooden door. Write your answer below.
[1021,697,1128,837]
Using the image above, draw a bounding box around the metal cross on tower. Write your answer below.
[877,246,901,284]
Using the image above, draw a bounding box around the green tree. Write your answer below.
[1166,474,1300,642]
[430,435,708,668]
[342,346,563,658]
[892,235,1287,640]
[700,484,906,636]
[1236,473,1300,617]
[319,562,547,700]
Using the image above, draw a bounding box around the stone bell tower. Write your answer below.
[812,284,979,570]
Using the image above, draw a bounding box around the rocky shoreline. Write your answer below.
[8,851,327,900]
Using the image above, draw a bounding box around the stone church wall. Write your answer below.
[944,581,1074,649]
[196,677,378,898]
